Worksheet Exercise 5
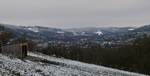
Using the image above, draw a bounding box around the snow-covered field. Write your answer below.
[0,52,147,76]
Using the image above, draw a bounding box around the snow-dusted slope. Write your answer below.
[0,52,147,76]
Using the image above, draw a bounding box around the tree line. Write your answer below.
[35,37,150,75]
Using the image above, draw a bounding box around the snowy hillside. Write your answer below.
[0,52,147,76]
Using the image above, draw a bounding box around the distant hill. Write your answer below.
[0,23,150,44]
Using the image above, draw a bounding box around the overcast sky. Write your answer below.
[0,0,150,28]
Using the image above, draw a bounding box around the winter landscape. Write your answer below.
[0,24,149,76]
[1,0,150,76]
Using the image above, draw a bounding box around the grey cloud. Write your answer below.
[0,0,150,28]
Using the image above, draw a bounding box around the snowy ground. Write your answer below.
[0,52,147,76]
